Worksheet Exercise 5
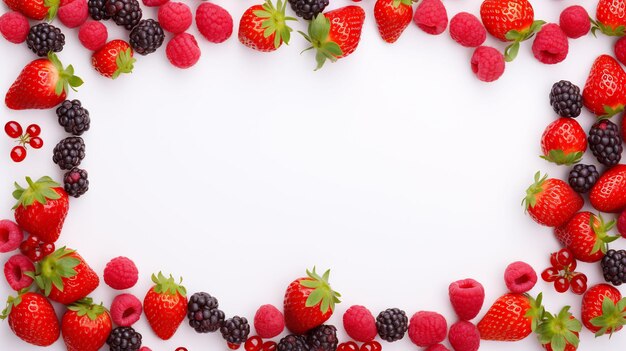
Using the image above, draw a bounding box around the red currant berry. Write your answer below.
[554,277,570,293]
[25,124,41,137]
[4,121,22,138]
[550,249,574,269]
[42,242,55,257]
[361,341,382,351]
[262,341,277,351]
[338,342,359,351]
[245,336,263,351]
[29,137,43,149]
[10,146,26,162]
[228,342,242,350]
[541,267,560,282]
[570,273,588,295]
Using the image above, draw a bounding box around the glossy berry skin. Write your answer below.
[5,121,22,138]
[523,172,583,227]
[590,164,626,213]
[238,0,294,52]
[480,0,534,41]
[554,212,619,263]
[19,235,55,262]
[570,273,588,295]
[29,137,43,149]
[92,40,135,79]
[374,0,413,43]
[25,124,40,137]
[594,0,626,36]
[581,284,624,334]
[583,55,626,117]
[10,146,26,162]
[42,250,100,305]
[540,118,586,165]
[477,293,542,341]
[144,273,188,340]
[62,300,112,351]
[4,292,60,346]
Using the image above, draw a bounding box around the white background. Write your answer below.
[1,0,626,350]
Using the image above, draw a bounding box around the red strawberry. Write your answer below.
[590,164,626,212]
[238,0,296,52]
[0,292,60,346]
[522,172,583,227]
[284,267,341,334]
[537,306,581,351]
[62,298,112,351]
[13,176,69,244]
[581,284,626,336]
[554,212,620,263]
[144,272,188,340]
[582,55,626,117]
[477,293,544,341]
[3,0,58,20]
[540,118,587,165]
[5,53,83,110]
[592,0,626,36]
[301,6,366,70]
[92,40,136,79]
[374,0,414,43]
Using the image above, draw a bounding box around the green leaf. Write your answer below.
[504,42,520,62]
[305,288,324,307]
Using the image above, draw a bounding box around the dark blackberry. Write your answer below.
[26,23,65,57]
[278,334,310,351]
[307,325,338,351]
[105,0,142,30]
[88,0,111,20]
[53,137,86,170]
[220,316,250,345]
[568,164,600,193]
[129,19,165,55]
[549,80,583,118]
[63,168,89,198]
[106,327,142,351]
[602,249,626,286]
[187,292,225,333]
[376,308,408,342]
[588,119,623,167]
[288,0,329,20]
[57,100,91,136]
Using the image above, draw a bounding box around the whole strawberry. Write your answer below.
[5,53,83,110]
[62,298,112,351]
[581,284,626,336]
[374,0,413,43]
[590,164,626,212]
[540,118,586,165]
[592,0,626,36]
[536,306,581,351]
[144,272,188,340]
[582,55,626,117]
[554,212,620,263]
[13,176,69,244]
[477,293,544,341]
[3,0,58,20]
[284,267,341,334]
[523,172,583,227]
[0,292,60,346]
[238,0,296,52]
[92,40,136,79]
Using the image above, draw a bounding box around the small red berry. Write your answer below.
[245,336,263,351]
[229,343,242,350]
[554,277,570,293]
[361,341,382,351]
[5,121,22,138]
[570,273,587,295]
[550,248,575,269]
[29,137,43,149]
[541,267,559,282]
[338,342,359,351]
[262,341,277,351]
[10,145,26,162]
[25,124,41,137]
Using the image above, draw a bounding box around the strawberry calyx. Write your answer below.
[299,267,341,313]
[0,288,30,320]
[68,297,107,321]
[536,306,582,351]
[504,20,546,62]
[540,150,583,165]
[49,52,83,95]
[599,105,625,119]
[44,0,60,21]
[590,296,626,337]
[30,247,81,296]
[300,14,343,70]
[392,0,413,7]
[525,293,546,332]
[12,176,62,210]
[522,171,548,211]
[112,48,136,79]
[590,18,625,37]
[253,0,297,49]
[151,272,187,296]
[589,214,620,255]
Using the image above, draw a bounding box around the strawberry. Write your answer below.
[591,0,626,36]
[92,40,136,79]
[374,0,414,43]
[540,118,586,165]
[554,212,620,263]
[0,292,60,346]
[300,6,366,70]
[581,284,626,336]
[144,272,188,340]
[537,306,582,351]
[582,55,626,117]
[5,53,83,110]
[284,267,341,334]
[13,176,69,244]
[590,164,626,212]
[477,293,544,341]
[62,298,112,351]
[522,172,583,227]
[238,0,296,52]
[3,0,59,20]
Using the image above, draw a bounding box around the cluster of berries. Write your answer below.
[4,121,43,162]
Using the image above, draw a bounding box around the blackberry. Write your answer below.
[602,249,626,286]
[220,316,250,345]
[107,327,142,351]
[376,308,408,342]
[27,23,65,57]
[57,100,91,136]
[307,325,338,351]
[278,334,310,351]
[187,292,225,333]
[549,80,583,118]
[63,168,89,198]
[288,0,329,20]
[53,137,86,170]
[88,0,110,20]
[568,164,600,193]
[105,0,142,30]
[588,119,623,167]
[129,19,165,55]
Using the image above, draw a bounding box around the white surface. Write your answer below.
[1,1,625,350]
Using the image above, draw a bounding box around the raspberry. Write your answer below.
[504,261,537,294]
[448,278,484,321]
[111,293,143,327]
[166,32,201,68]
[559,5,590,39]
[343,305,377,342]
[79,20,108,51]
[618,209,626,238]
[195,2,233,44]
[254,304,285,338]
[158,2,192,34]
[425,345,450,351]
[532,23,569,65]
[448,321,480,351]
[449,12,486,47]
[104,256,139,290]
[0,219,24,253]
[413,0,448,35]
[0,11,29,44]
[4,254,35,291]
[408,311,447,347]
[58,0,89,28]
[470,46,505,82]
[615,36,626,66]
[142,0,168,7]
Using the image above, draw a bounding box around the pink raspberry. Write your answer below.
[470,46,505,82]
[448,278,484,321]
[143,0,169,7]
[104,256,139,290]
[449,12,486,47]
[79,20,108,51]
[195,2,233,44]
[4,254,35,291]
[448,321,480,351]
[58,0,89,28]
[0,219,23,253]
[617,208,626,238]
[343,305,377,342]
[408,311,447,347]
[159,2,192,34]
[413,0,448,35]
[254,304,285,338]
[504,261,537,294]
[110,293,143,327]
[559,5,590,39]
[0,11,29,44]
[166,32,201,68]
[426,345,450,351]
[532,23,569,64]
[615,36,626,66]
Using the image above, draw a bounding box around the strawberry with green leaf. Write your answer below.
[92,40,135,79]
[581,284,626,336]
[238,0,297,52]
[537,306,582,351]
[554,212,620,263]
[144,272,188,340]
[62,298,112,351]
[540,118,587,165]
[477,293,544,341]
[591,0,626,36]
[582,55,626,118]
[0,291,60,346]
[523,172,583,227]
[3,0,59,20]
[374,0,414,43]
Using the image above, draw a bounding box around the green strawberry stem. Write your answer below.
[522,171,547,211]
[525,293,545,332]
[540,150,583,165]
[32,247,81,296]
[299,14,344,71]
[504,20,546,62]
[536,306,582,351]
[589,214,620,255]
[0,288,29,320]
[300,267,341,313]
[68,298,107,321]
[13,176,62,210]
[113,49,136,79]
[253,0,297,49]
[49,53,83,95]
[600,105,625,119]
[44,0,60,21]
[590,296,626,337]
[151,272,187,296]
[392,0,413,7]
[590,18,625,37]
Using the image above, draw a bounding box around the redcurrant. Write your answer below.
[29,137,43,149]
[25,124,41,137]
[262,341,277,351]
[570,273,588,295]
[550,248,574,269]
[228,342,242,350]
[338,342,359,351]
[19,236,55,262]
[554,277,570,293]
[245,336,263,351]
[10,146,26,162]
[4,121,22,138]
[361,341,382,351]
